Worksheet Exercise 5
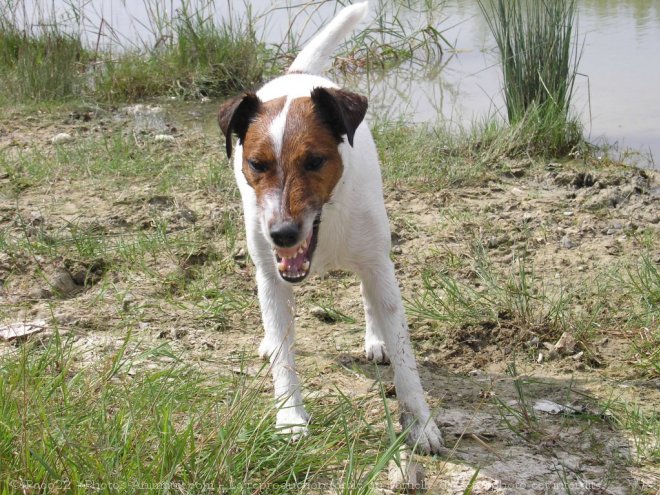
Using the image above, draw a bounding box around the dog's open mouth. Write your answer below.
[274,217,320,283]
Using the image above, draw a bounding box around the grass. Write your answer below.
[336,0,449,72]
[0,0,453,104]
[478,0,583,155]
[407,245,578,340]
[0,332,405,492]
[406,237,660,373]
[0,0,270,103]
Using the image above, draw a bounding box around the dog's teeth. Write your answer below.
[302,260,310,272]
[278,261,287,272]
[302,240,308,249]
[297,246,304,255]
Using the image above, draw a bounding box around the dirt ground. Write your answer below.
[0,103,658,494]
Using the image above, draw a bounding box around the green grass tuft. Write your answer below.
[0,332,403,492]
[478,0,583,155]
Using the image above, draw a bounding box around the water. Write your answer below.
[13,0,660,167]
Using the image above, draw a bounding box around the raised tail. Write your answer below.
[287,2,369,75]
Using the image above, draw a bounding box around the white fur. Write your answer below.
[268,97,292,161]
[287,2,369,75]
[232,2,444,454]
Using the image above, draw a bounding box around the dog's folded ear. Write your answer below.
[310,87,368,147]
[218,92,262,159]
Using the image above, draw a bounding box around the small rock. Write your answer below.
[533,399,568,415]
[388,451,425,493]
[537,352,544,364]
[560,235,575,250]
[123,104,163,116]
[0,320,47,340]
[391,246,403,255]
[554,332,577,355]
[542,342,558,360]
[28,211,44,226]
[154,134,175,142]
[51,268,77,296]
[571,351,584,361]
[122,293,135,311]
[52,133,73,144]
[563,211,574,217]
[233,248,246,260]
[310,306,336,323]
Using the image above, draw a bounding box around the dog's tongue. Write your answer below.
[280,249,307,272]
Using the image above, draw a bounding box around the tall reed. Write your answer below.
[478,0,582,154]
[0,12,88,101]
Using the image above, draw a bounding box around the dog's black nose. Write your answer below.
[270,222,300,248]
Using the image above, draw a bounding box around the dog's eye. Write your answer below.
[248,159,269,173]
[304,155,326,172]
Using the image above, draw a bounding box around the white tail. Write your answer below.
[287,2,369,75]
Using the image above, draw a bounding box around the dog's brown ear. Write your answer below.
[218,92,261,158]
[310,87,368,147]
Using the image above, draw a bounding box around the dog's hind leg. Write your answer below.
[358,261,445,455]
[255,268,310,438]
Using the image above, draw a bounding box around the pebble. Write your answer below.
[310,306,336,323]
[554,332,577,355]
[52,133,73,144]
[560,235,575,249]
[122,293,135,311]
[154,134,175,142]
[51,268,77,296]
[123,104,163,116]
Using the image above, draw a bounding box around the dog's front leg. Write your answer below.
[359,262,444,455]
[255,268,310,438]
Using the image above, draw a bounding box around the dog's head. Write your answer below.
[218,87,368,283]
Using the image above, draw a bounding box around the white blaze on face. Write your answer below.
[268,97,292,168]
[260,191,283,240]
[259,97,293,237]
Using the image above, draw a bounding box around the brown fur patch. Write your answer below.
[241,97,344,227]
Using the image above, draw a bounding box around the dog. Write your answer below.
[218,2,444,455]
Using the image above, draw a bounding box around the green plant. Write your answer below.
[478,0,583,155]
[0,332,405,491]
[0,13,88,101]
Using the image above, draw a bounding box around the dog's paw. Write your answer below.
[365,338,390,364]
[400,412,446,456]
[276,408,310,441]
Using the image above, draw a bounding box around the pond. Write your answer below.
[14,0,660,168]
